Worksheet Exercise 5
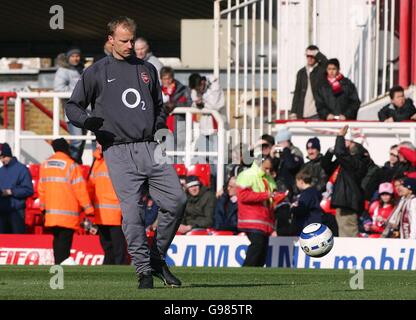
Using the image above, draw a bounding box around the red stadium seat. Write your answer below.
[187,164,211,187]
[173,164,187,177]
[210,230,235,236]
[186,229,209,235]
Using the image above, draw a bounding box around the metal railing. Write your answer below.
[13,93,226,191]
[213,0,403,135]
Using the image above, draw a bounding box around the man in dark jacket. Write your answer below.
[330,126,371,237]
[302,137,328,192]
[0,143,34,234]
[290,45,327,120]
[179,176,216,233]
[378,86,416,122]
[316,59,361,120]
[214,176,238,232]
[273,128,304,199]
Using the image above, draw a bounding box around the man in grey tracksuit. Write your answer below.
[65,16,186,289]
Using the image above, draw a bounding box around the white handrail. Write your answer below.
[13,92,226,191]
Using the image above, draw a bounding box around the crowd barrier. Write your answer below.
[1,235,415,270]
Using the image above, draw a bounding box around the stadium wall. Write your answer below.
[1,235,415,270]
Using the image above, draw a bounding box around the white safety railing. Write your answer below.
[13,92,226,191]
[213,0,400,133]
[169,107,226,192]
[13,91,94,161]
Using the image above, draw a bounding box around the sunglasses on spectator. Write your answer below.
[390,153,399,157]
[306,55,316,58]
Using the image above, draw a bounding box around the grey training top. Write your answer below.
[65,55,167,147]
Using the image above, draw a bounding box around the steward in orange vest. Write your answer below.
[38,138,93,264]
[88,144,127,265]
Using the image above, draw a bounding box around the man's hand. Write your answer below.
[338,114,347,121]
[338,125,349,137]
[84,117,104,132]
[289,113,297,120]
[1,189,12,197]
[327,114,335,121]
[385,117,394,122]
[410,114,416,121]
[177,224,192,234]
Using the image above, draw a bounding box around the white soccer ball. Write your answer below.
[299,223,334,258]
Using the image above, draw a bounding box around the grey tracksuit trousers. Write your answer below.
[103,141,187,275]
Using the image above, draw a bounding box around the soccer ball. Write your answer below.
[299,223,334,258]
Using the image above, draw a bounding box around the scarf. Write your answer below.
[381,195,414,237]
[327,73,344,95]
[162,82,176,97]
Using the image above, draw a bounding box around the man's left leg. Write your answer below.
[9,209,26,234]
[147,143,187,286]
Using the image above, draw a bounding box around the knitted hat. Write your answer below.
[402,178,416,194]
[186,175,201,188]
[0,143,12,157]
[378,182,394,195]
[306,137,321,151]
[275,128,292,143]
[52,138,70,154]
[66,47,81,58]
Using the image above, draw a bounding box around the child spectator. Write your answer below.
[362,182,395,238]
[291,168,323,235]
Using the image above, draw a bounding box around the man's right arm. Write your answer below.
[65,68,97,129]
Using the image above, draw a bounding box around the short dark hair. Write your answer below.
[389,85,404,99]
[160,66,174,79]
[306,45,319,51]
[107,16,136,36]
[390,144,398,150]
[261,134,275,146]
[296,168,313,184]
[327,58,340,70]
[189,73,202,89]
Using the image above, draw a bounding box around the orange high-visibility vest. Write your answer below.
[87,149,122,226]
[38,151,94,230]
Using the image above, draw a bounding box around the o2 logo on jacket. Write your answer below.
[121,88,146,110]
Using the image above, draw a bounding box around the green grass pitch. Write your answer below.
[0,266,415,300]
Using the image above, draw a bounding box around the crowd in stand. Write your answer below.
[1,41,416,268]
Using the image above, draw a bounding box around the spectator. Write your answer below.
[330,125,371,237]
[302,137,328,192]
[214,177,238,232]
[316,58,361,120]
[378,86,416,122]
[290,45,327,120]
[55,47,86,164]
[272,128,304,199]
[395,142,416,178]
[236,156,277,267]
[190,73,225,184]
[160,66,191,154]
[134,37,163,76]
[250,134,279,175]
[94,39,113,62]
[226,143,252,180]
[38,138,94,264]
[383,178,416,239]
[0,143,34,234]
[381,145,400,182]
[88,143,127,265]
[362,182,395,237]
[178,176,216,234]
[291,168,323,235]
